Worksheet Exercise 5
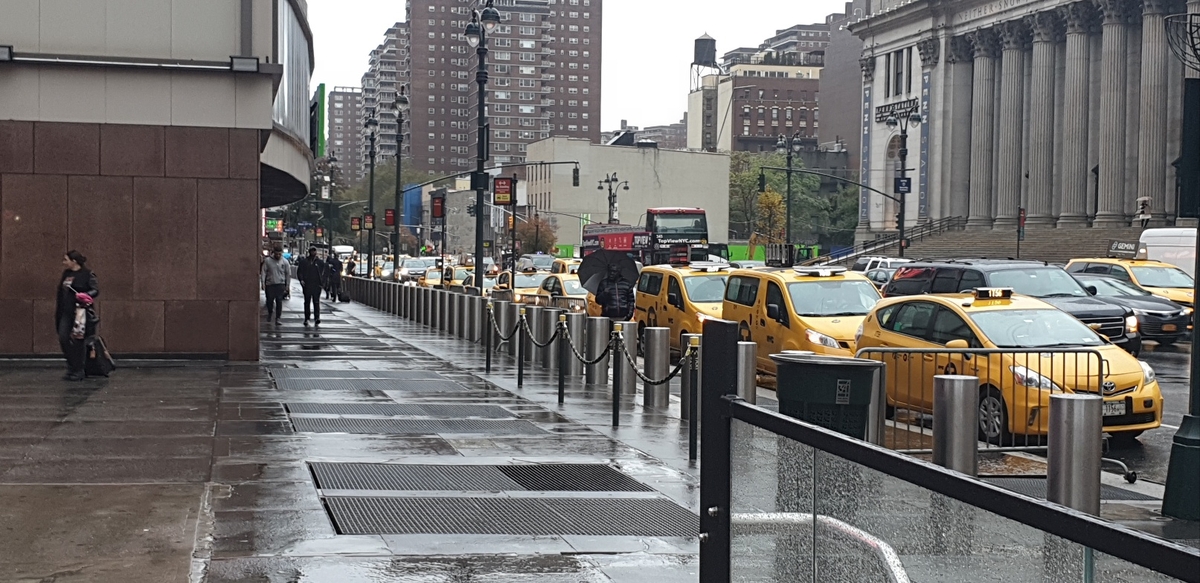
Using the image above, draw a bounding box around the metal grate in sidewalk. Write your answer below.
[290,417,545,435]
[275,378,468,392]
[270,369,447,380]
[323,496,698,536]
[285,403,514,418]
[308,463,651,492]
[498,464,654,492]
[983,477,1157,501]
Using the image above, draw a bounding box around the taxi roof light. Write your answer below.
[973,287,1014,300]
[688,261,730,273]
[792,266,847,277]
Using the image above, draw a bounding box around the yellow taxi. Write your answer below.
[723,265,881,377]
[551,258,581,274]
[1066,256,1195,306]
[495,269,551,304]
[856,288,1163,443]
[462,273,497,296]
[418,267,443,288]
[441,265,472,288]
[635,263,729,352]
[534,273,588,311]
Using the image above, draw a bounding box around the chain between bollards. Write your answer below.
[614,336,693,386]
[688,335,700,462]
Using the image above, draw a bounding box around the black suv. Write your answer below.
[883,259,1141,355]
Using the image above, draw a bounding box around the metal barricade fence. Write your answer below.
[854,347,1107,453]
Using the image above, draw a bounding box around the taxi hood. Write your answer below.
[801,315,867,341]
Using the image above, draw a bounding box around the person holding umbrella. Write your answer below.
[578,250,639,321]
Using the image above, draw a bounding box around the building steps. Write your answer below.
[898,226,1144,264]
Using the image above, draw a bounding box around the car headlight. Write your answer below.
[695,313,709,323]
[1125,314,1139,333]
[1139,360,1156,385]
[855,323,864,344]
[1010,365,1062,391]
[1184,307,1194,317]
[805,329,840,349]
[513,293,522,302]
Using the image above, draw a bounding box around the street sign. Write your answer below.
[515,240,522,251]
[431,189,446,218]
[385,209,395,227]
[494,177,514,205]
[265,219,282,231]
[894,177,911,194]
[364,213,375,230]
[351,217,361,231]
[320,185,330,200]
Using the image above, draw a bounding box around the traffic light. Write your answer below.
[467,202,476,217]
[508,216,514,229]
[758,171,767,193]
[572,167,580,187]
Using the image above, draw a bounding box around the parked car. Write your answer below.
[1072,274,1192,346]
[850,256,912,272]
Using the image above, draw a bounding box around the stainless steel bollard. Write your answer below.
[1047,393,1103,515]
[439,290,451,331]
[681,333,703,421]
[418,288,428,325]
[505,303,521,356]
[424,288,434,327]
[563,312,586,377]
[465,296,480,342]
[493,300,512,351]
[643,327,670,409]
[446,292,457,334]
[736,341,757,405]
[399,285,408,319]
[540,308,563,369]
[617,321,638,395]
[455,294,467,338]
[522,305,543,363]
[585,317,611,385]
[932,375,980,476]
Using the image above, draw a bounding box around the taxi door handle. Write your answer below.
[922,354,935,362]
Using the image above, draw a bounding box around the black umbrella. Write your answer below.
[578,250,640,294]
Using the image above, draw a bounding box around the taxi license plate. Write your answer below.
[1103,401,1127,417]
[1163,324,1178,332]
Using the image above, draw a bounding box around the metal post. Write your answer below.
[517,307,526,387]
[439,290,450,331]
[681,333,702,421]
[557,314,567,404]
[493,299,512,350]
[932,375,980,476]
[699,318,738,582]
[736,341,757,405]
[688,335,701,461]
[523,305,543,363]
[446,292,458,335]
[418,287,428,326]
[456,293,468,338]
[485,301,493,373]
[897,125,908,258]
[540,308,562,369]
[505,303,520,356]
[466,296,481,343]
[643,327,670,409]
[612,323,623,427]
[1047,393,1103,515]
[617,321,638,395]
[564,312,586,377]
[585,317,611,385]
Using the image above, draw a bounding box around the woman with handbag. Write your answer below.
[55,250,99,381]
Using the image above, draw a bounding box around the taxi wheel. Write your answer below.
[978,387,1012,444]
[1108,431,1144,447]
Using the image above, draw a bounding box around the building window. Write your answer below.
[495,51,511,60]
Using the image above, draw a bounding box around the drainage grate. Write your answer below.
[323,496,697,536]
[311,462,521,491]
[270,369,447,380]
[306,463,649,492]
[275,378,467,392]
[983,477,1157,501]
[290,417,545,435]
[286,403,514,418]
[498,464,653,492]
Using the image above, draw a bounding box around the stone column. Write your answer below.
[967,29,1001,230]
[1027,12,1063,226]
[1137,0,1170,225]
[1095,0,1130,226]
[945,37,976,220]
[1058,2,1099,226]
[995,21,1031,228]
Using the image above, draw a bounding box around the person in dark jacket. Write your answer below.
[596,264,634,321]
[296,247,326,325]
[325,254,343,299]
[56,250,99,381]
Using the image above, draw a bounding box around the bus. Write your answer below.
[581,207,727,265]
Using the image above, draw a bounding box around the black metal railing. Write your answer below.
[804,216,966,267]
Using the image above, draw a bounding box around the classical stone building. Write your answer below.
[850,0,1188,238]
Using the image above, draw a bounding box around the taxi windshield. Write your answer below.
[989,267,1089,298]
[516,274,549,288]
[425,271,442,281]
[969,309,1104,348]
[1131,266,1194,288]
[788,280,880,317]
[562,279,586,295]
[684,275,729,303]
[527,255,555,269]
[453,268,470,280]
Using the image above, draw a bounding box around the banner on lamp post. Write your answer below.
[351,217,361,231]
[385,209,395,227]
[364,213,375,230]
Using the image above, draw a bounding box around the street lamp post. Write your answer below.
[393,87,409,258]
[464,1,501,288]
[885,111,922,258]
[325,155,338,249]
[775,133,804,245]
[365,110,379,277]
[598,172,630,224]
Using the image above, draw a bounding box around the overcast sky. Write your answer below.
[308,0,850,130]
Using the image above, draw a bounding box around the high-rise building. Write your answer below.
[393,0,602,177]
[328,87,365,183]
[359,23,411,182]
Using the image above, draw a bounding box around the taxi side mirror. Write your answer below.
[1085,285,1098,296]
[766,303,781,321]
[945,339,969,349]
[668,292,681,307]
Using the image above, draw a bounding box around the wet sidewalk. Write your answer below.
[0,283,702,583]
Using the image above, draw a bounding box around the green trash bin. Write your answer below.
[770,352,885,442]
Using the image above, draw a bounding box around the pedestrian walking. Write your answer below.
[596,265,635,321]
[296,247,325,326]
[55,250,99,381]
[346,256,358,278]
[325,253,343,300]
[261,247,290,325]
